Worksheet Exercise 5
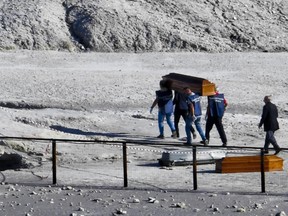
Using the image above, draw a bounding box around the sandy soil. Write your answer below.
[0,50,288,215]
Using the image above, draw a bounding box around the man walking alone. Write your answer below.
[258,95,281,155]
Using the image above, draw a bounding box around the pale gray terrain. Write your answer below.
[0,51,287,215]
[1,1,288,215]
[1,0,288,52]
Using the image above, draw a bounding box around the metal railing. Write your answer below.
[0,136,287,193]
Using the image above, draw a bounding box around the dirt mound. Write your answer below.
[1,0,288,52]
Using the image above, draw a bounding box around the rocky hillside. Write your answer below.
[0,0,288,52]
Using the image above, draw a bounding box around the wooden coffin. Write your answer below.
[215,155,283,173]
[162,73,216,96]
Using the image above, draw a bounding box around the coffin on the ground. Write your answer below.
[162,73,216,96]
[215,155,283,173]
[158,149,227,166]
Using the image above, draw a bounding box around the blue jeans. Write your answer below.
[186,115,206,144]
[158,111,175,136]
[185,115,193,144]
[194,116,206,141]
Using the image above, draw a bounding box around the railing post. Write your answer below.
[122,142,128,187]
[52,140,57,185]
[260,148,265,193]
[193,145,198,190]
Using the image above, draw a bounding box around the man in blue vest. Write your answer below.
[205,90,227,146]
[183,87,208,145]
[150,80,177,139]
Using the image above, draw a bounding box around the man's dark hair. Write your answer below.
[160,79,173,89]
[159,80,166,88]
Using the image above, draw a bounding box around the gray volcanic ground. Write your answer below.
[0,51,287,215]
[1,1,288,215]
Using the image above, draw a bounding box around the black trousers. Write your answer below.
[264,130,280,151]
[174,109,195,137]
[205,115,227,144]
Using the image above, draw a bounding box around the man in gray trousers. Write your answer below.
[258,95,281,155]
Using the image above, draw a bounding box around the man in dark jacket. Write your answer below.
[258,95,281,155]
[173,90,196,139]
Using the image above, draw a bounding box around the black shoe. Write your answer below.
[274,149,281,155]
[157,135,164,139]
[222,143,227,147]
[171,134,180,138]
[263,150,269,154]
[200,140,209,146]
[171,131,177,139]
[192,133,197,139]
[183,142,192,146]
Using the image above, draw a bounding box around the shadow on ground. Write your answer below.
[50,125,129,137]
[49,125,184,144]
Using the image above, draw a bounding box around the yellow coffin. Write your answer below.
[215,155,283,173]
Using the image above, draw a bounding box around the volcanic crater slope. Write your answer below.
[0,0,288,52]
